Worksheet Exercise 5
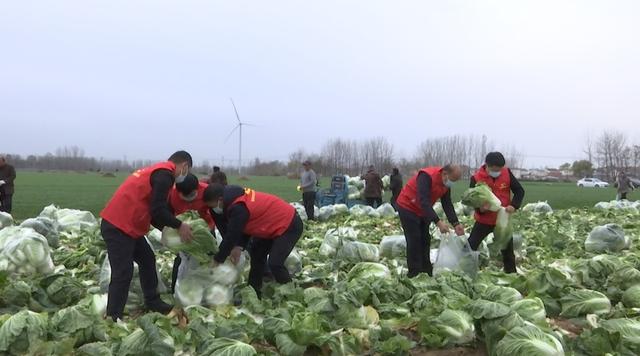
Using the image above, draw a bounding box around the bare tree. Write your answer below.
[321,138,358,175]
[415,135,487,174]
[595,130,629,180]
[583,133,594,163]
[632,145,640,177]
[500,144,525,169]
[358,137,395,174]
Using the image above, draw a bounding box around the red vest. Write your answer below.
[230,188,295,239]
[100,161,176,238]
[473,166,511,225]
[397,167,449,217]
[169,182,215,229]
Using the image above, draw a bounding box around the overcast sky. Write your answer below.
[1,0,638,168]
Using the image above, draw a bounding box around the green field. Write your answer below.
[9,170,623,220]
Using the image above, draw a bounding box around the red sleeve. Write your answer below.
[199,207,216,229]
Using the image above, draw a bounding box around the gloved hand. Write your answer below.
[296,185,301,192]
[0,180,5,186]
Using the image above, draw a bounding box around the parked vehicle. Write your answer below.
[577,178,609,188]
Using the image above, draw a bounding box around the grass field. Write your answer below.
[8,170,625,220]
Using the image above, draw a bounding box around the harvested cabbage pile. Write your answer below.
[0,226,55,275]
[522,201,553,214]
[161,212,218,263]
[594,199,640,213]
[0,212,13,230]
[174,252,247,307]
[2,194,640,356]
[461,184,502,212]
[39,204,98,232]
[584,224,629,252]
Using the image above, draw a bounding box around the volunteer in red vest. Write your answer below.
[100,151,195,321]
[396,164,466,277]
[468,152,525,273]
[204,183,303,298]
[168,173,215,228]
[167,173,216,293]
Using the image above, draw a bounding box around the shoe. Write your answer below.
[106,314,122,322]
[233,294,243,306]
[146,298,173,315]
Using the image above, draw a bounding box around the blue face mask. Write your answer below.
[489,171,501,178]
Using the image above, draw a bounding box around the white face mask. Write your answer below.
[489,170,501,178]
[212,201,223,214]
[444,178,455,188]
[181,191,197,202]
[175,165,188,184]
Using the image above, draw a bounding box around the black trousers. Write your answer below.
[366,197,382,208]
[0,193,12,214]
[619,192,628,200]
[302,192,316,220]
[248,214,303,297]
[390,194,400,211]
[171,254,181,294]
[398,207,432,277]
[101,219,160,319]
[468,222,516,273]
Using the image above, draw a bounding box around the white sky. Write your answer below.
[1,0,638,168]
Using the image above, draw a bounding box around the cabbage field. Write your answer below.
[1,198,640,355]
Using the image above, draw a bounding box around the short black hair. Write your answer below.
[168,150,193,167]
[485,152,506,167]
[210,171,228,185]
[176,173,199,195]
[213,166,221,172]
[203,183,225,202]
[392,168,399,175]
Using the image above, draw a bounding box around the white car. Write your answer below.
[577,178,609,188]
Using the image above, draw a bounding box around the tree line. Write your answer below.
[6,131,637,181]
[247,135,523,178]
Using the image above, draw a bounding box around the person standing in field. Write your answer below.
[614,171,634,200]
[210,166,228,185]
[396,164,466,277]
[362,165,383,208]
[299,160,317,221]
[0,155,16,214]
[100,150,195,321]
[204,183,303,298]
[467,152,525,274]
[389,167,403,210]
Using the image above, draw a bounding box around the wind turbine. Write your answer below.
[224,98,255,176]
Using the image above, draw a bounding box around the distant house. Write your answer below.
[560,169,573,178]
[510,168,527,179]
[546,168,563,178]
[528,169,547,179]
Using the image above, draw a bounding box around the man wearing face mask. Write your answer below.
[396,164,465,277]
[100,150,195,321]
[168,173,215,229]
[468,152,524,273]
[167,173,216,293]
[203,183,303,298]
